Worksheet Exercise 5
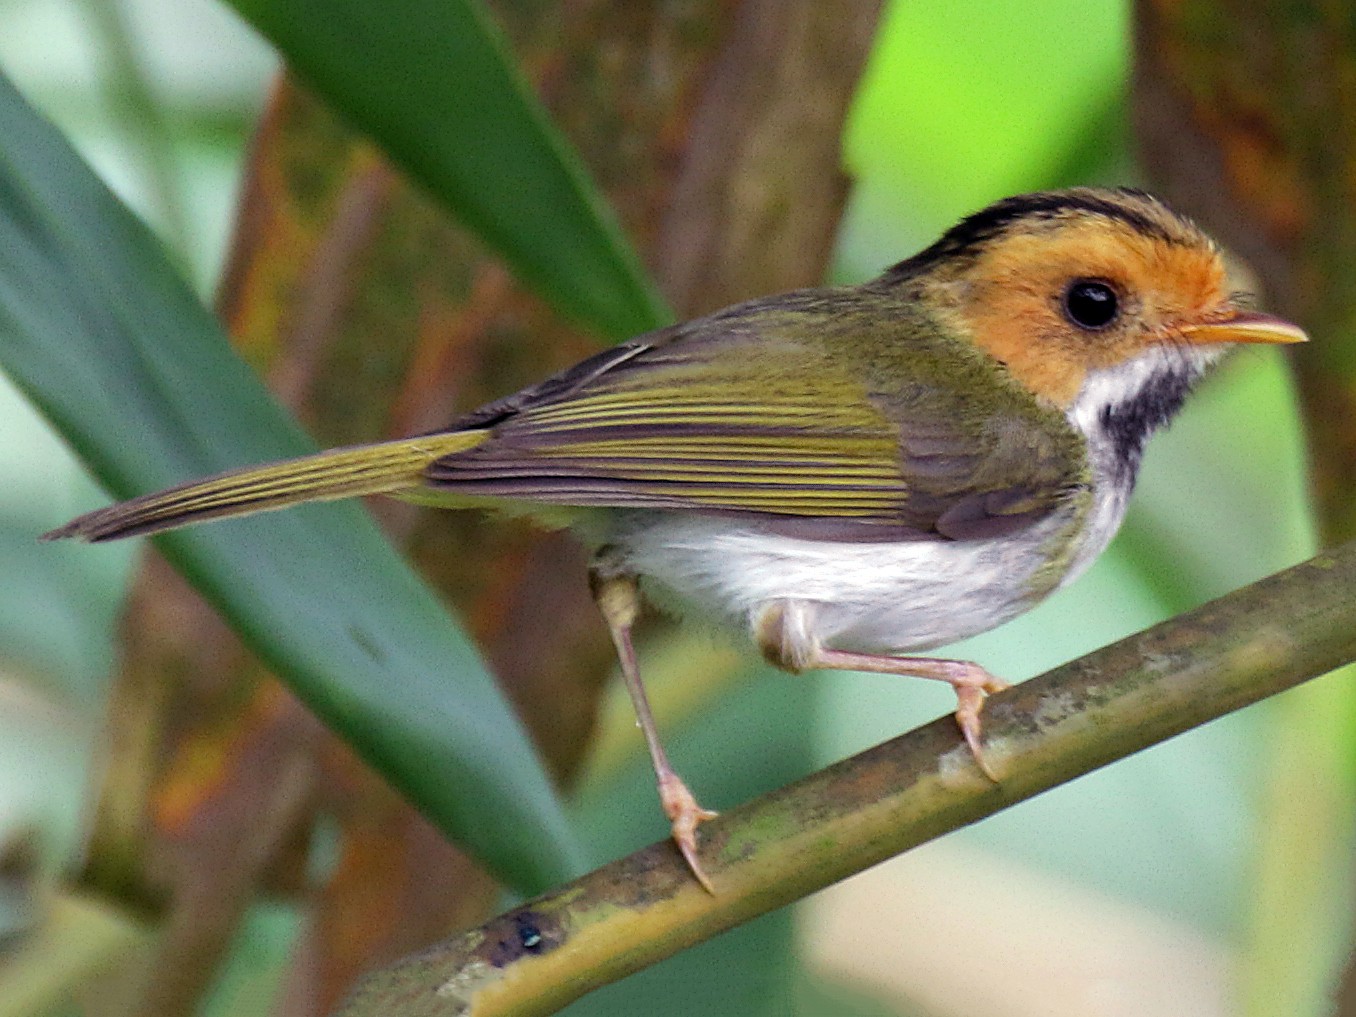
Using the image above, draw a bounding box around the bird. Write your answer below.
[44,187,1306,891]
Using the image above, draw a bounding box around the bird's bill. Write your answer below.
[1177,310,1308,346]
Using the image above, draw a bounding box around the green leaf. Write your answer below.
[224,0,669,340]
[0,69,580,894]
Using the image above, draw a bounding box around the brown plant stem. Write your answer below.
[338,539,1356,1017]
[1134,5,1356,1012]
[1134,1,1356,546]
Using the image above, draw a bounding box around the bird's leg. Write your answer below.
[589,557,718,892]
[811,649,1008,780]
[755,601,1008,781]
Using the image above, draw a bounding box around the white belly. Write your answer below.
[613,485,1122,655]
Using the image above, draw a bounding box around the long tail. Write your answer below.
[42,431,486,543]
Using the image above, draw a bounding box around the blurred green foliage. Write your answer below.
[837,0,1129,277]
[0,65,580,895]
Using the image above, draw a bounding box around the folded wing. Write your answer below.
[425,300,1084,541]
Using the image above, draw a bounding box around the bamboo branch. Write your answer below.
[337,539,1356,1017]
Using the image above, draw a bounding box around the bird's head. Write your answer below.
[892,187,1306,410]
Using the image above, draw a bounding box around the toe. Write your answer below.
[657,772,719,892]
[981,673,1011,695]
[954,686,1000,783]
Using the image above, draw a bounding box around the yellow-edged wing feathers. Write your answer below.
[427,289,1084,540]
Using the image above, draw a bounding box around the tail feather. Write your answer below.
[43,431,486,543]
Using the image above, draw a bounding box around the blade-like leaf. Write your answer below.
[223,0,669,341]
[0,70,580,893]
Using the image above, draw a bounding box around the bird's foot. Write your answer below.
[658,770,719,893]
[806,640,1010,782]
[947,665,1009,782]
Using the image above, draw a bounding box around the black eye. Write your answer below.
[1063,279,1119,330]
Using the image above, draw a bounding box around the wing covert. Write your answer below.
[425,292,1086,540]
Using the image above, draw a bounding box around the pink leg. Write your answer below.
[590,566,718,892]
[757,602,1008,780]
[813,648,1008,780]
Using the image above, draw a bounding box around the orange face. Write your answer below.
[925,201,1301,407]
[951,213,1230,404]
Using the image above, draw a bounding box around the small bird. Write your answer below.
[46,188,1305,891]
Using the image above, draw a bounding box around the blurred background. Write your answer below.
[0,1,1345,1015]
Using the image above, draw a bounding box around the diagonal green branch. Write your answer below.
[338,539,1356,1017]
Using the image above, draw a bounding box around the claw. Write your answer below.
[981,674,1011,696]
[953,684,1000,782]
[659,771,719,893]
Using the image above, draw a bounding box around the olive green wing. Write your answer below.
[425,294,1086,540]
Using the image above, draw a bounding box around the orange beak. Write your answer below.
[1176,310,1308,346]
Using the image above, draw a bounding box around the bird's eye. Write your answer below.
[1063,279,1119,331]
